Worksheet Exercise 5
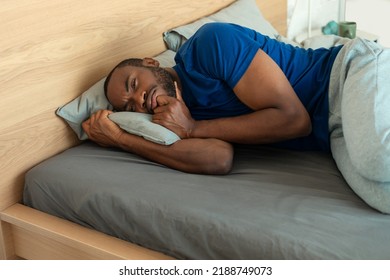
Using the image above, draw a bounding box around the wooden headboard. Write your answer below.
[0,0,286,259]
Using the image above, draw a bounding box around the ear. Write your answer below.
[142,57,160,67]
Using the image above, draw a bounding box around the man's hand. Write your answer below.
[152,82,196,139]
[82,110,124,147]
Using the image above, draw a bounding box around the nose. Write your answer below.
[141,91,146,109]
[134,90,147,112]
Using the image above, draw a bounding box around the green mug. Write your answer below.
[338,21,357,39]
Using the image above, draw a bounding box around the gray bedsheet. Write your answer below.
[23,142,390,259]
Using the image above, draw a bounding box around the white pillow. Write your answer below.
[56,50,179,144]
[163,0,279,51]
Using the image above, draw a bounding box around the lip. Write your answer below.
[146,87,157,113]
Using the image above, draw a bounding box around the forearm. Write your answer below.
[116,133,233,174]
[191,108,311,144]
[82,110,232,174]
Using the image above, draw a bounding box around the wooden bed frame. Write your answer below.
[0,0,286,260]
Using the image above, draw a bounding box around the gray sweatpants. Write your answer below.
[329,38,390,213]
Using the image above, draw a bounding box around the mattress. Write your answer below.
[23,142,390,259]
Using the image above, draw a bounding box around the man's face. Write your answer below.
[107,65,176,113]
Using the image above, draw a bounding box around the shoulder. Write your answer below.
[181,22,268,59]
[175,22,269,85]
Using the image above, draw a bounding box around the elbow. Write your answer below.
[297,111,312,137]
[215,150,234,175]
[286,107,312,138]
[205,141,234,175]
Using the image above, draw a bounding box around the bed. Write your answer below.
[1,0,390,260]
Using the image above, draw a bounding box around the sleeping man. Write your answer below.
[82,22,390,213]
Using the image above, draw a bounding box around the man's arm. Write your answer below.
[82,110,233,174]
[153,49,312,144]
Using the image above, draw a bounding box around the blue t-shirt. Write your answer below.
[173,23,342,151]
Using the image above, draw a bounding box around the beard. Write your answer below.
[150,67,177,98]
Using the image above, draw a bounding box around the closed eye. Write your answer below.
[125,79,129,92]
[125,77,136,92]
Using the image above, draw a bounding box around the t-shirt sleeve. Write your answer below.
[175,23,262,88]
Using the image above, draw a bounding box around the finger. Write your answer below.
[152,106,168,119]
[90,110,102,120]
[156,95,170,107]
[81,120,90,134]
[174,81,183,102]
[95,109,111,120]
[151,116,163,126]
[83,118,91,125]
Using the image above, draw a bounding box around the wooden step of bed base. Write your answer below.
[1,203,174,260]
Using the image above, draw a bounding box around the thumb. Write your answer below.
[174,81,183,102]
[156,94,170,107]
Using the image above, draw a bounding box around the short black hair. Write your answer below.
[103,58,144,98]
